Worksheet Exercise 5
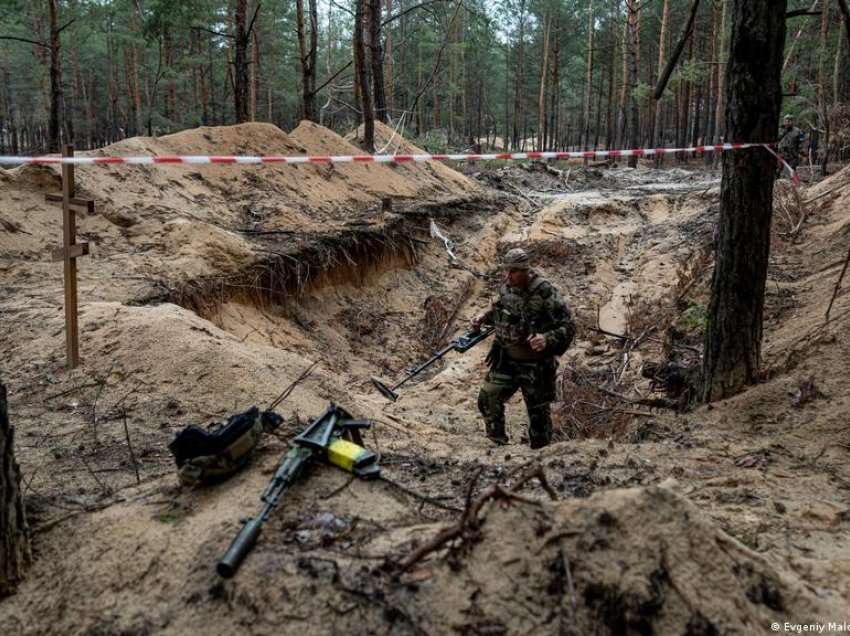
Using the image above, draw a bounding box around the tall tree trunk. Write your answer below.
[354,0,375,151]
[512,1,527,150]
[0,381,31,598]
[617,3,628,148]
[704,1,719,164]
[582,0,594,151]
[538,12,551,151]
[251,27,260,121]
[47,0,63,151]
[839,0,850,63]
[817,0,830,174]
[702,0,787,402]
[296,0,309,120]
[549,21,560,150]
[606,9,617,147]
[625,0,640,166]
[837,18,850,106]
[385,0,394,116]
[714,0,728,157]
[369,0,387,123]
[652,0,670,163]
[233,0,251,123]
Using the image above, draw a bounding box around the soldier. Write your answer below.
[471,248,575,449]
[778,114,805,172]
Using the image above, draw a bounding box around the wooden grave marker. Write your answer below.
[45,145,92,369]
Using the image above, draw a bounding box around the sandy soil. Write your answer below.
[1,124,849,635]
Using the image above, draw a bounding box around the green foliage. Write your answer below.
[681,301,708,333]
[0,0,845,154]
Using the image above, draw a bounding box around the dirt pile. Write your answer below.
[0,121,481,286]
[392,484,844,634]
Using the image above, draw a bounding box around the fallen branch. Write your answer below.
[397,464,555,571]
[804,182,850,204]
[122,410,141,485]
[379,475,462,513]
[826,242,850,324]
[268,360,320,411]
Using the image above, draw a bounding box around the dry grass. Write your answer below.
[552,365,633,441]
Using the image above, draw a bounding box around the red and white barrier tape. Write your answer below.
[0,142,768,166]
[761,144,801,187]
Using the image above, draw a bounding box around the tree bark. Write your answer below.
[385,0,394,116]
[354,0,375,151]
[702,0,788,402]
[369,0,387,123]
[625,0,640,166]
[0,381,31,597]
[652,0,670,161]
[817,0,830,174]
[582,0,594,151]
[538,12,551,151]
[47,0,63,152]
[296,0,316,121]
[836,18,850,105]
[839,0,850,59]
[233,0,251,123]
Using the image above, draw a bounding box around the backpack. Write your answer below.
[168,407,282,487]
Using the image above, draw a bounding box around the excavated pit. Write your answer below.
[5,123,850,635]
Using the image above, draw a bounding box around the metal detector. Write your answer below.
[371,326,494,402]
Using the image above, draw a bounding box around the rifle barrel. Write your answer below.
[217,447,312,577]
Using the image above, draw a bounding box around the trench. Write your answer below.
[152,172,720,439]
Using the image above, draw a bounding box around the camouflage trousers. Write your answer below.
[477,356,558,449]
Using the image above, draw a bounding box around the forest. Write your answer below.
[1,0,849,162]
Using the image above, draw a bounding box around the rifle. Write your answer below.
[217,403,379,578]
[371,326,495,402]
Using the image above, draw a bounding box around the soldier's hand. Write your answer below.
[528,333,547,352]
[471,313,486,331]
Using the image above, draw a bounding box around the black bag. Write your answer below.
[169,407,282,486]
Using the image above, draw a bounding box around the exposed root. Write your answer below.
[165,225,420,319]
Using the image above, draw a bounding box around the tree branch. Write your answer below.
[55,17,76,34]
[411,0,462,112]
[382,0,450,27]
[653,0,701,101]
[246,2,262,37]
[311,60,353,96]
[0,35,48,48]
[192,25,235,39]
[786,9,821,17]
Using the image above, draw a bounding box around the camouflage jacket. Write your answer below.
[778,126,804,157]
[482,269,575,360]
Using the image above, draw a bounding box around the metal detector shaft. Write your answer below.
[372,327,494,401]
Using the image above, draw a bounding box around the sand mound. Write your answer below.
[805,163,850,200]
[0,121,483,290]
[346,120,477,195]
[394,484,844,634]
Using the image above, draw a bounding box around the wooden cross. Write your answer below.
[46,145,91,369]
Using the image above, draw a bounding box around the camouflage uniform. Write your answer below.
[477,251,575,449]
[778,119,805,170]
